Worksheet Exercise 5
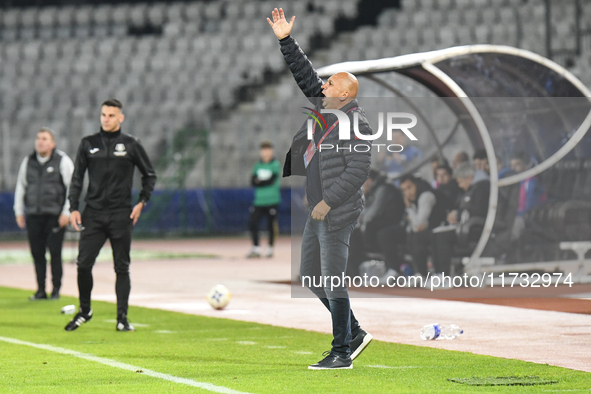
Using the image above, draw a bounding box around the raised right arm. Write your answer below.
[268,8,324,99]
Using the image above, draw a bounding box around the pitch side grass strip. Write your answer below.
[0,336,252,394]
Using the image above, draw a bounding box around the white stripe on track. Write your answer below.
[0,336,252,394]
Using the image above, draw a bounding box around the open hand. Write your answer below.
[130,202,144,226]
[266,8,295,40]
[15,215,26,230]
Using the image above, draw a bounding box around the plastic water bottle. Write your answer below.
[420,323,463,340]
[61,305,76,315]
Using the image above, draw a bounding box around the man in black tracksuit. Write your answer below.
[268,8,373,370]
[65,99,156,332]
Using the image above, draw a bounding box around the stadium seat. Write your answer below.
[111,4,130,25]
[2,9,20,29]
[37,7,57,28]
[20,8,37,28]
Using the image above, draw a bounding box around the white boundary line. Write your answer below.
[365,365,420,369]
[0,336,252,394]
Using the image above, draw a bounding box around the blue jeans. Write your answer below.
[300,215,360,357]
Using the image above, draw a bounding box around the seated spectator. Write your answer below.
[483,152,547,261]
[380,130,423,179]
[377,175,447,277]
[448,163,490,224]
[435,163,461,207]
[509,151,547,239]
[430,157,449,189]
[347,169,404,276]
[473,149,490,175]
[452,151,470,170]
[481,182,520,261]
[510,151,547,217]
[432,163,490,273]
[497,155,512,179]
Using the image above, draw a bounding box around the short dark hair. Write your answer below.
[512,150,530,164]
[431,157,449,167]
[399,174,418,186]
[260,141,273,149]
[473,149,487,161]
[436,164,452,176]
[101,98,123,109]
[368,168,381,180]
[455,151,470,163]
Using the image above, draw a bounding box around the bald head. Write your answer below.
[321,71,359,109]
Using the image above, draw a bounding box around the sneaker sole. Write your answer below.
[351,333,373,361]
[308,365,353,370]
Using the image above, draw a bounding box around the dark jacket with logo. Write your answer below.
[69,129,157,212]
[455,171,490,223]
[280,35,372,231]
[23,149,67,216]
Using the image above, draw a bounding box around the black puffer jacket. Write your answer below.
[280,36,372,231]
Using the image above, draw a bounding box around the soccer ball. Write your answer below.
[206,284,231,310]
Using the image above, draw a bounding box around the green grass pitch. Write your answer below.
[0,286,589,393]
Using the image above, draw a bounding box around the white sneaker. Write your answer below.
[265,247,273,258]
[247,246,261,258]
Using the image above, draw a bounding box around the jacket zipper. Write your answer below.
[37,160,44,214]
[317,145,332,228]
[99,134,110,210]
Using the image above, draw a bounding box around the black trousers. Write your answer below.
[249,205,278,247]
[77,208,133,318]
[432,229,457,274]
[377,225,432,276]
[26,214,65,293]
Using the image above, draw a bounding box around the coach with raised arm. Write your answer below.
[268,8,373,370]
[65,99,156,332]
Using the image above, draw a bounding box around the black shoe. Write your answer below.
[65,309,93,331]
[116,315,135,332]
[308,351,352,370]
[29,291,47,301]
[350,329,373,361]
[50,289,60,300]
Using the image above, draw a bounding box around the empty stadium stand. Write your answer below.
[0,0,590,192]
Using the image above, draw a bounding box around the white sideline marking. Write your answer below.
[236,341,256,345]
[0,336,252,394]
[293,351,313,355]
[365,365,420,369]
